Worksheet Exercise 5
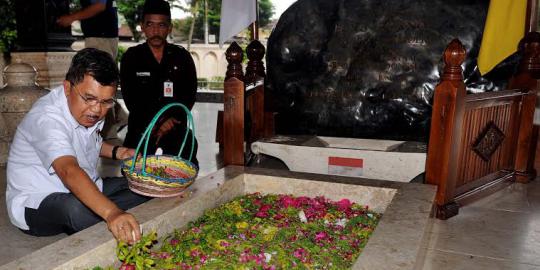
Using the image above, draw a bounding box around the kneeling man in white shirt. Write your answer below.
[6,48,149,244]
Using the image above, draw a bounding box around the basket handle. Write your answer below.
[128,103,195,175]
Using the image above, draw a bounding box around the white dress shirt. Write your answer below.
[6,86,104,230]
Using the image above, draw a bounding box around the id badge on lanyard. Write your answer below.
[164,80,174,97]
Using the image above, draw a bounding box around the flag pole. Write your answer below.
[526,0,538,32]
[249,0,259,41]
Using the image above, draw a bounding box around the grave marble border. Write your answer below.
[0,166,436,270]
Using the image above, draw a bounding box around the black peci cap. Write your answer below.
[142,0,171,18]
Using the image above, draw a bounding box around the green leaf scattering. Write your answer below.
[95,193,381,269]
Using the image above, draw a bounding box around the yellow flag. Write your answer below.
[477,0,527,75]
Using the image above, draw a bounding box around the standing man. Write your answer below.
[6,48,148,244]
[58,0,123,142]
[57,0,119,60]
[121,0,198,164]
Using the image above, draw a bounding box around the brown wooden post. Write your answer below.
[425,39,467,219]
[245,40,266,82]
[223,42,245,166]
[225,42,245,81]
[245,40,266,142]
[509,32,540,182]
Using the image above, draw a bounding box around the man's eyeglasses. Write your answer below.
[71,86,116,109]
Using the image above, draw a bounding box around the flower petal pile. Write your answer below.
[110,193,381,269]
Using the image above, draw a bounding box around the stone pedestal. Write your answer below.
[0,63,49,162]
[10,52,75,88]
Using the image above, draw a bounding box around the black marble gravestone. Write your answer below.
[266,0,519,142]
[15,0,75,51]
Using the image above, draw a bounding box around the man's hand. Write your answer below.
[155,117,181,145]
[56,2,106,27]
[116,147,137,160]
[57,15,75,27]
[52,156,141,243]
[100,143,137,160]
[105,208,141,245]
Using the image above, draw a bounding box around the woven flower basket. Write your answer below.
[122,103,198,197]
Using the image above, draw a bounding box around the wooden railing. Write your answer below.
[426,32,540,219]
[222,40,273,166]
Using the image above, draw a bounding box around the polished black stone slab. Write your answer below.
[266,0,519,142]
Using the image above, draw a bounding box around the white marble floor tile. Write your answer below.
[470,183,534,213]
[425,183,540,267]
[421,249,540,270]
[191,102,223,177]
[526,180,540,211]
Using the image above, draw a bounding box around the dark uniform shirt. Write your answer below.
[120,42,197,156]
[80,0,118,38]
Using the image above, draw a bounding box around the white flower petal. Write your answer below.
[264,252,272,263]
[298,210,308,223]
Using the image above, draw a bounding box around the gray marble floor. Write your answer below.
[1,101,540,269]
[420,181,540,270]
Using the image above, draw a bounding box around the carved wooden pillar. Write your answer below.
[245,40,266,143]
[225,42,244,81]
[245,40,266,84]
[223,42,245,166]
[517,32,540,78]
[509,32,540,182]
[425,39,467,219]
